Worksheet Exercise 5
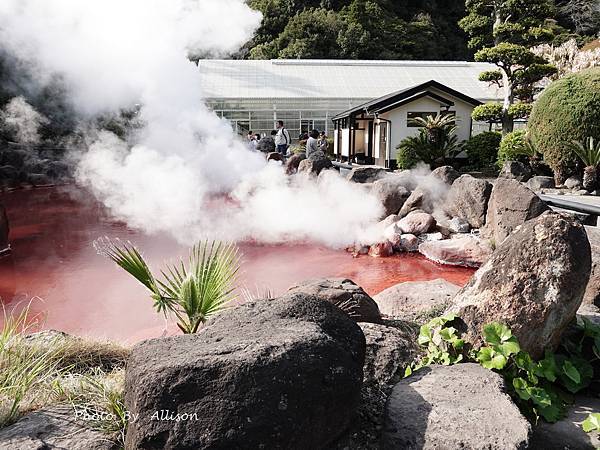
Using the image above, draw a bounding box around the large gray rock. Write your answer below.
[430,165,459,185]
[124,294,366,450]
[565,176,583,190]
[346,166,387,183]
[0,405,117,450]
[499,160,531,182]
[448,212,592,359]
[445,174,493,229]
[584,256,600,307]
[359,322,419,386]
[382,364,530,450]
[418,235,493,268]
[528,175,555,191]
[483,178,549,245]
[298,150,333,176]
[371,177,411,217]
[397,212,436,236]
[374,279,461,321]
[0,203,8,254]
[288,278,381,323]
[530,396,600,450]
[399,170,454,217]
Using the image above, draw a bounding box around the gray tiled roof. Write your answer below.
[198,59,503,101]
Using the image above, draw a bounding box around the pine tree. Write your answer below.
[459,0,558,134]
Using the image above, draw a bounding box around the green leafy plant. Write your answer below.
[408,315,600,425]
[395,114,460,168]
[583,412,600,433]
[569,137,600,191]
[462,131,502,168]
[96,238,241,334]
[405,314,464,377]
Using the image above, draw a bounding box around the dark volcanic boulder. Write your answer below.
[298,151,333,176]
[374,279,461,321]
[0,405,117,450]
[383,364,530,449]
[346,166,387,183]
[359,322,419,386]
[371,176,411,217]
[499,160,532,182]
[483,178,549,245]
[448,212,592,359]
[0,203,9,253]
[124,294,366,450]
[0,164,20,187]
[288,278,381,323]
[583,226,600,307]
[445,174,492,229]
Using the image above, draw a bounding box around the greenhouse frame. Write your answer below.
[198,59,504,141]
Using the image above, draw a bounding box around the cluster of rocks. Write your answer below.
[116,210,593,449]
[501,160,599,196]
[345,165,551,269]
[0,140,71,190]
[2,207,597,449]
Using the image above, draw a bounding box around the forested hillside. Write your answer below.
[241,0,600,61]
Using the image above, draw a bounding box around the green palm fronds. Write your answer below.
[408,113,456,130]
[95,238,241,334]
[569,137,600,167]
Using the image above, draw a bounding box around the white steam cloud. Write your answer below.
[0,0,384,247]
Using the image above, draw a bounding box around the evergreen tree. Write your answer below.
[459,0,558,134]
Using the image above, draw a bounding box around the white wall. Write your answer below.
[379,91,475,158]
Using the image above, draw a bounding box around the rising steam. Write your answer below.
[0,0,384,247]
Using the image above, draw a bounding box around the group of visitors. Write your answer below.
[246,120,329,159]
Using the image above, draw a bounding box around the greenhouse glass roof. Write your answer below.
[197,60,502,102]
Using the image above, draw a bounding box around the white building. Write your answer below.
[332,80,483,167]
[197,59,502,142]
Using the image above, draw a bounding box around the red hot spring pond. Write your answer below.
[0,186,474,343]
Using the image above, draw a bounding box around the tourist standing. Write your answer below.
[246,131,257,151]
[318,131,329,154]
[306,129,319,159]
[275,120,291,156]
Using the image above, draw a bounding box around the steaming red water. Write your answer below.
[0,187,474,343]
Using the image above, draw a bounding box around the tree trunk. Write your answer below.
[583,166,597,191]
[501,71,514,135]
[554,165,569,186]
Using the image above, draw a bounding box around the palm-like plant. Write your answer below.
[569,137,600,191]
[95,238,241,334]
[409,113,457,147]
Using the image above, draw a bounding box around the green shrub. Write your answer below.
[497,130,529,168]
[472,103,503,123]
[528,67,600,182]
[407,314,600,424]
[396,139,421,169]
[463,131,502,168]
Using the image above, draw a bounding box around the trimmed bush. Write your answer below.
[462,131,502,168]
[529,67,600,182]
[497,130,528,168]
[396,143,420,170]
